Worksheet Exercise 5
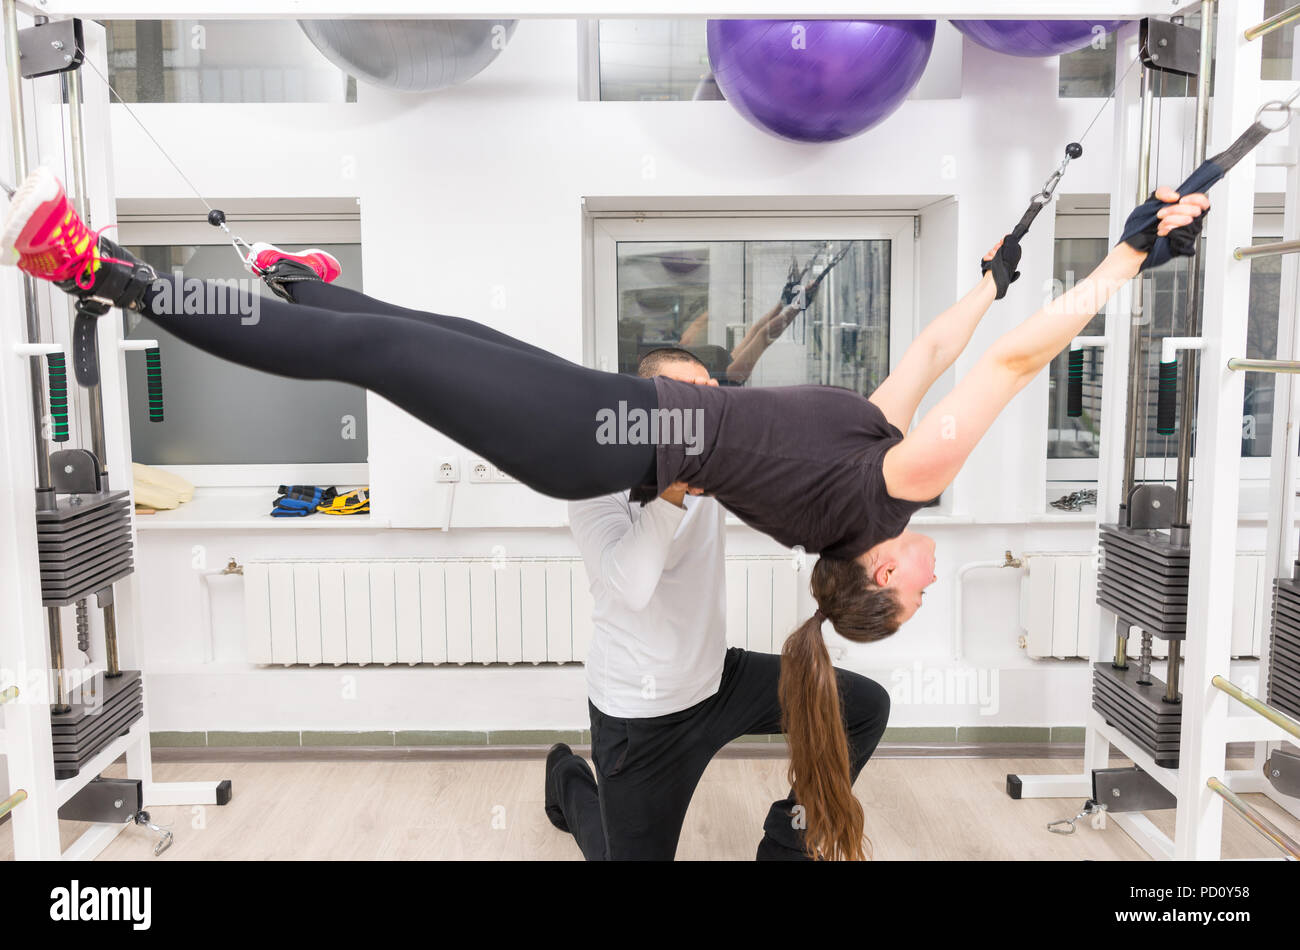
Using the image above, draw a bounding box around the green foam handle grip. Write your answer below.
[46,352,69,442]
[145,346,163,423]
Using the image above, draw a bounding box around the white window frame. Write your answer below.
[116,200,366,488]
[588,214,917,382]
[1047,207,1284,487]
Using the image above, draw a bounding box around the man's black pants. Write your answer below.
[549,647,890,860]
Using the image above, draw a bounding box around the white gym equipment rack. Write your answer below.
[0,7,225,860]
[1013,0,1300,861]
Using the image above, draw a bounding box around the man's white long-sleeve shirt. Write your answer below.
[567,492,727,718]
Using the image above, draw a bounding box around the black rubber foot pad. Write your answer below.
[1006,774,1023,799]
[215,779,233,806]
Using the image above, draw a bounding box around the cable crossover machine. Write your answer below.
[0,7,230,859]
[1009,1,1300,860]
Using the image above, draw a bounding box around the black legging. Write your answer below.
[141,276,658,500]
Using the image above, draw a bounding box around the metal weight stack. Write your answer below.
[1092,662,1183,768]
[1092,521,1189,768]
[1096,524,1190,639]
[1267,575,1300,720]
[36,490,133,604]
[50,671,142,779]
[38,448,141,778]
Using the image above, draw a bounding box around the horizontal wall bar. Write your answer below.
[1246,3,1300,42]
[1206,778,1300,859]
[19,1,1190,20]
[1234,239,1300,260]
[0,789,26,820]
[1211,675,1300,738]
[1226,358,1300,374]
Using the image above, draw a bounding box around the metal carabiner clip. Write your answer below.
[1034,143,1082,206]
[1047,816,1078,835]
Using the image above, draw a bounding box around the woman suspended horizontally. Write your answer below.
[2,165,1209,859]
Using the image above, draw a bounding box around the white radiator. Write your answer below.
[725,556,804,655]
[244,555,801,666]
[1020,552,1269,660]
[1019,555,1100,660]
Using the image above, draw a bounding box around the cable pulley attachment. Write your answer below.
[1010,142,1082,244]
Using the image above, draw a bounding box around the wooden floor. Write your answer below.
[3,754,1295,860]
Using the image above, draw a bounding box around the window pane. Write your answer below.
[1058,33,1118,98]
[122,244,368,465]
[1243,242,1283,457]
[597,19,712,101]
[1048,237,1108,458]
[1261,0,1298,80]
[1047,232,1282,463]
[614,240,891,393]
[106,20,356,103]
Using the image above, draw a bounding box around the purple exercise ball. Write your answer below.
[706,19,936,144]
[951,19,1127,58]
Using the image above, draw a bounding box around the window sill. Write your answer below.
[1027,511,1097,524]
[134,487,385,532]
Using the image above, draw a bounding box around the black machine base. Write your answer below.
[58,777,142,823]
[1092,766,1177,812]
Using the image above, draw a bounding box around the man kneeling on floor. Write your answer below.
[545,347,891,860]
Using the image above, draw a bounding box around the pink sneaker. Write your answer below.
[247,242,341,281]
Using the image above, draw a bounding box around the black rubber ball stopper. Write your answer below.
[207,209,226,227]
[1065,142,1083,159]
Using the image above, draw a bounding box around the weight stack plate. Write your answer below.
[1092,662,1182,768]
[35,491,134,606]
[1096,524,1190,639]
[50,669,144,779]
[1268,579,1300,720]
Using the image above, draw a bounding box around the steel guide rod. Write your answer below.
[1234,237,1300,259]
[5,0,72,711]
[1173,0,1216,533]
[1113,58,1158,672]
[0,789,27,820]
[1211,674,1300,739]
[1245,2,1300,42]
[1228,357,1300,373]
[3,0,53,509]
[1121,66,1156,509]
[62,64,121,678]
[62,67,107,475]
[1206,777,1300,858]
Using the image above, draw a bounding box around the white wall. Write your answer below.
[106,21,1288,735]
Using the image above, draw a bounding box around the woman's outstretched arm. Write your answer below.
[881,186,1209,503]
[868,268,999,432]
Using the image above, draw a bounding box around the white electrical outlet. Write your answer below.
[469,459,494,483]
[436,457,460,483]
[491,466,517,484]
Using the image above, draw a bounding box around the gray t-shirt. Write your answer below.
[632,377,926,560]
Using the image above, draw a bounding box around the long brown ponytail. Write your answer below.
[779,555,903,860]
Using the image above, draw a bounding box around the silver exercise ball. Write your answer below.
[298,19,519,92]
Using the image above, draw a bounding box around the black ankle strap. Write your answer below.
[71,302,104,387]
